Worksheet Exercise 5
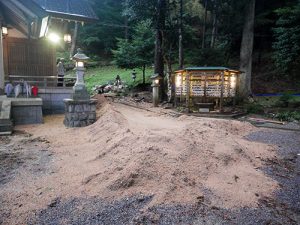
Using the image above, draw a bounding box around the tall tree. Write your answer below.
[113,20,155,84]
[239,0,256,97]
[210,0,218,48]
[154,0,167,101]
[178,0,184,69]
[201,0,208,48]
[273,0,300,77]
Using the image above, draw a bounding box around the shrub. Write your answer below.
[245,103,264,114]
[277,93,296,107]
[275,111,300,122]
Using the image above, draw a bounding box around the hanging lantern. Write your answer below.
[2,27,8,35]
[64,34,72,43]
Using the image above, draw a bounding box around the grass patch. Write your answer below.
[65,66,154,93]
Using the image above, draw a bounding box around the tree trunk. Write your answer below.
[124,16,129,40]
[178,0,184,69]
[201,0,208,49]
[70,22,78,58]
[154,0,166,101]
[239,0,255,98]
[210,6,218,48]
[164,43,174,103]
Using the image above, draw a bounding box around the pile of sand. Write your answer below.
[12,96,278,211]
[78,100,278,208]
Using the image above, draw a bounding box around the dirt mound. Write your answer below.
[3,98,279,224]
[77,102,278,208]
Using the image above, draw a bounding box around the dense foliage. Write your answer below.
[273,1,300,77]
[75,0,300,91]
[112,20,155,83]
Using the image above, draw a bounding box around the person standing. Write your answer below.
[57,58,65,87]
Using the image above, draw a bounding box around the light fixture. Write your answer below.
[2,27,8,35]
[230,75,236,89]
[176,74,182,87]
[73,48,90,69]
[48,32,60,43]
[64,34,72,43]
[71,48,90,101]
[76,61,84,68]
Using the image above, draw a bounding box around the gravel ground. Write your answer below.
[25,128,300,225]
[0,133,52,224]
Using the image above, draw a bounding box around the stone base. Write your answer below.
[63,98,97,127]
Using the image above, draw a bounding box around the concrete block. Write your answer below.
[73,121,81,127]
[83,104,91,112]
[68,105,74,113]
[88,112,96,120]
[79,113,88,121]
[80,121,87,127]
[75,105,83,113]
[90,105,96,111]
[0,100,11,120]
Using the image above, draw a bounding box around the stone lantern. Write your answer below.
[150,74,162,107]
[63,49,97,127]
[72,48,90,100]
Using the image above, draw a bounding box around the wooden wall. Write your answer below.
[3,37,56,86]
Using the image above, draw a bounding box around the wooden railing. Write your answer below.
[6,75,76,88]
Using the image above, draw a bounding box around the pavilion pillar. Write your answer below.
[0,22,4,94]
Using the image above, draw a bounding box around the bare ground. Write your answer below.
[0,96,299,224]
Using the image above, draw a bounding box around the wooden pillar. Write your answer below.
[185,73,190,112]
[203,73,207,103]
[220,72,224,113]
[0,23,5,94]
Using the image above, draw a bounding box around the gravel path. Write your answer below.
[26,128,299,225]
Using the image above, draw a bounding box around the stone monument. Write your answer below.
[63,49,97,127]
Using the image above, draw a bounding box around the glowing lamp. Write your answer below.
[48,33,60,43]
[230,75,237,89]
[150,74,163,107]
[76,61,84,68]
[151,74,162,87]
[71,48,90,100]
[175,74,182,87]
[2,27,8,35]
[64,34,72,43]
[72,48,89,69]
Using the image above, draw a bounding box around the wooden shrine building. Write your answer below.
[0,0,98,93]
[174,67,241,112]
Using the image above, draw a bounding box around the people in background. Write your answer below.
[57,58,65,87]
[115,74,121,86]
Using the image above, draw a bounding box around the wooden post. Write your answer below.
[203,73,207,103]
[0,22,5,94]
[70,22,78,58]
[180,73,183,104]
[220,72,224,113]
[186,73,190,112]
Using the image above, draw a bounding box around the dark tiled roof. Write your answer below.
[175,67,241,73]
[33,0,98,21]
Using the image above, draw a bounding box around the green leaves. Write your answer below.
[272,1,300,76]
[112,20,155,69]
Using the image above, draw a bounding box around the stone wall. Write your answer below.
[10,98,43,125]
[64,99,97,127]
[38,88,73,114]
